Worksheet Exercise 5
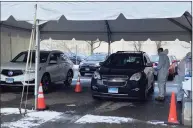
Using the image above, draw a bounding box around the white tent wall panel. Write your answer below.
[1,26,31,63]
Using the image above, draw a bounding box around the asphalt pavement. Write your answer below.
[0,70,191,128]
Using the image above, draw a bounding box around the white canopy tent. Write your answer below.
[1,1,192,109]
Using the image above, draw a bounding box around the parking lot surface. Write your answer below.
[1,71,191,128]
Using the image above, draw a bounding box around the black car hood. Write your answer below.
[98,67,145,77]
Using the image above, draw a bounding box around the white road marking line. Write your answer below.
[75,114,134,124]
[1,108,62,128]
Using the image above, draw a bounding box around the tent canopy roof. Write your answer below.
[1,2,192,42]
[1,2,191,21]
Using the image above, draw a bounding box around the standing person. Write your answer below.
[176,52,191,103]
[155,48,170,101]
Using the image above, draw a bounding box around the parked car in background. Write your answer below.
[1,50,74,92]
[91,51,154,101]
[63,52,87,65]
[79,54,108,76]
[149,55,177,80]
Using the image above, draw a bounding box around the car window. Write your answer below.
[14,52,25,62]
[145,55,151,63]
[49,53,58,62]
[103,54,143,68]
[143,56,147,64]
[11,51,49,63]
[60,54,69,61]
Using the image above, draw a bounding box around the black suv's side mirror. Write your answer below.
[99,62,104,66]
[146,62,153,67]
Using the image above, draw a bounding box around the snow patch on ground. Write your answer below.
[66,104,76,107]
[75,114,134,124]
[95,102,134,113]
[1,108,33,115]
[1,108,62,128]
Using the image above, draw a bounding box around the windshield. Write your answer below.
[86,55,106,61]
[103,54,143,68]
[150,55,159,62]
[11,52,49,63]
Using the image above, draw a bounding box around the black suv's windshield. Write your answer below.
[11,51,49,63]
[103,53,143,68]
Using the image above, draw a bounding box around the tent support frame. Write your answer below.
[35,20,40,110]
[184,13,192,27]
[105,20,112,55]
[167,18,191,33]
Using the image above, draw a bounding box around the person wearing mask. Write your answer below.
[176,52,191,103]
[155,48,170,101]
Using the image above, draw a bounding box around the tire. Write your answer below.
[64,70,73,86]
[41,74,51,93]
[139,86,148,101]
[80,72,85,76]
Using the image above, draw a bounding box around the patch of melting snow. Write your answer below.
[1,108,63,128]
[1,108,34,115]
[75,114,134,124]
[147,120,165,125]
[95,102,134,113]
[67,104,76,107]
[65,110,76,114]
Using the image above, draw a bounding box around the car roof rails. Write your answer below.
[116,51,145,54]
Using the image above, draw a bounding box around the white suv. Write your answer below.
[0,50,74,92]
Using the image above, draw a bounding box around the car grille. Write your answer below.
[1,69,23,77]
[102,75,128,87]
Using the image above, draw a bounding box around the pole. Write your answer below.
[108,41,111,56]
[76,45,78,65]
[35,20,40,110]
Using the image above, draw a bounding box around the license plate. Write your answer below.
[85,68,90,71]
[5,78,14,83]
[108,87,118,93]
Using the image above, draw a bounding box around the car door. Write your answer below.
[143,54,154,90]
[47,52,61,82]
[58,53,69,81]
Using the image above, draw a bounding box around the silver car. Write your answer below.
[0,50,74,92]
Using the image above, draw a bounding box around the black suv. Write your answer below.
[91,51,155,101]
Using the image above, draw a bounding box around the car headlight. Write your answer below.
[130,72,141,81]
[93,71,101,79]
[95,63,100,67]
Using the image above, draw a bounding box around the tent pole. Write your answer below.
[108,41,111,56]
[35,20,40,110]
[105,21,112,56]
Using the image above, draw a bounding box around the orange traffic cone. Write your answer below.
[37,83,47,111]
[168,92,179,124]
[75,74,82,93]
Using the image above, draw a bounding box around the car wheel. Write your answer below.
[139,86,148,101]
[64,70,73,86]
[80,72,85,76]
[41,74,51,93]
